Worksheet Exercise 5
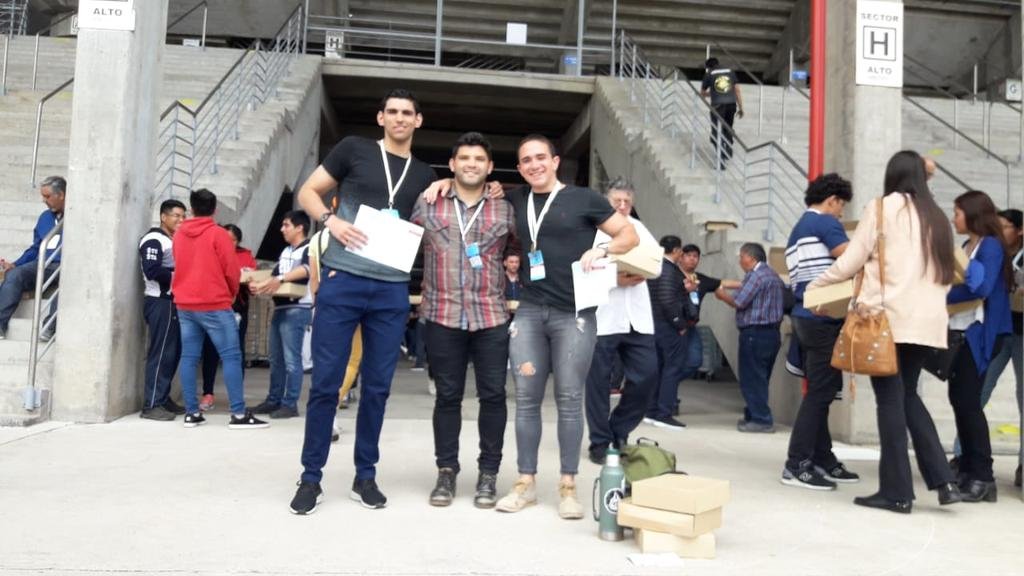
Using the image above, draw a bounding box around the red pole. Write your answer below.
[808,0,826,181]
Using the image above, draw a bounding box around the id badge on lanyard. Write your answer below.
[526,184,564,283]
[455,196,486,271]
[528,250,545,281]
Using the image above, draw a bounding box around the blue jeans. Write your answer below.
[737,325,780,425]
[0,262,58,332]
[178,309,246,415]
[265,306,311,409]
[301,269,409,483]
[648,322,702,419]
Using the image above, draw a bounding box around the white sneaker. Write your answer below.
[558,482,584,520]
[332,418,341,443]
[495,480,537,512]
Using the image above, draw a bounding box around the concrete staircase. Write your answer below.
[0,36,323,425]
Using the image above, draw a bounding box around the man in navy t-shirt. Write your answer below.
[780,173,860,491]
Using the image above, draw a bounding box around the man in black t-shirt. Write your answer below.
[289,89,438,515]
[700,57,744,169]
[494,134,638,520]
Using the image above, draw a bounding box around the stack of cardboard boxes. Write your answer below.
[616,475,730,559]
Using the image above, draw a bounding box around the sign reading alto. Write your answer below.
[855,0,903,88]
[78,0,136,32]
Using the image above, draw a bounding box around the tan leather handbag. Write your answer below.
[830,198,898,377]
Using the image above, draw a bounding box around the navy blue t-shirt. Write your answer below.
[785,210,849,321]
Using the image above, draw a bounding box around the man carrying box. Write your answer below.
[249,210,313,419]
[584,178,661,464]
[780,173,860,489]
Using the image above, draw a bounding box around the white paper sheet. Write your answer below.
[344,204,424,273]
[571,259,617,312]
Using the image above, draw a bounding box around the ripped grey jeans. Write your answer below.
[508,301,598,476]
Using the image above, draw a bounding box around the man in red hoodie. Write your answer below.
[172,189,268,429]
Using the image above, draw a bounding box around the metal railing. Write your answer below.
[1,33,9,96]
[24,218,61,411]
[30,77,74,186]
[29,11,74,91]
[166,0,209,50]
[706,41,764,137]
[154,4,304,202]
[904,95,1012,207]
[619,32,807,242]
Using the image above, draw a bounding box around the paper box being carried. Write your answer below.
[240,269,272,284]
[610,241,662,279]
[803,280,854,319]
[952,247,969,285]
[635,529,716,559]
[630,474,730,515]
[274,282,307,299]
[617,498,722,538]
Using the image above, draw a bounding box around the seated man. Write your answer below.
[0,176,66,340]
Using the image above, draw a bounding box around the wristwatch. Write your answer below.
[276,274,286,283]
[319,212,334,225]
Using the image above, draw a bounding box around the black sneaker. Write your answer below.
[269,405,299,419]
[816,462,860,483]
[588,444,608,465]
[289,481,323,515]
[1015,465,1021,488]
[228,411,269,429]
[781,463,837,491]
[652,416,687,430]
[163,399,187,415]
[140,406,176,421]
[249,401,280,415]
[350,477,387,509]
[474,472,497,509]
[183,412,206,428]
[429,468,457,507]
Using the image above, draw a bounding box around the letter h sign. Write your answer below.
[863,27,896,61]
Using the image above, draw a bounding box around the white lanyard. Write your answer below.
[453,196,485,242]
[378,139,411,209]
[527,182,565,251]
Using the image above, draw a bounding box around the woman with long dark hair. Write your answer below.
[946,190,1013,502]
[808,150,961,513]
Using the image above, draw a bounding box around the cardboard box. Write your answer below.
[952,247,969,285]
[635,529,716,559]
[240,269,272,284]
[617,498,722,537]
[843,220,858,233]
[1012,291,1023,313]
[631,474,730,515]
[610,241,663,279]
[508,299,519,312]
[274,282,307,299]
[768,247,789,284]
[947,299,982,316]
[803,279,854,318]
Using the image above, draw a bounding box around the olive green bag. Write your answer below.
[620,438,677,485]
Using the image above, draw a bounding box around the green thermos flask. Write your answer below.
[593,447,626,541]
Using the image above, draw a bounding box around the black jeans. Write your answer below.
[425,320,509,474]
[710,103,736,166]
[585,330,658,451]
[785,317,843,470]
[870,343,954,501]
[948,341,994,481]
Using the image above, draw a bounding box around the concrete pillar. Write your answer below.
[53,1,168,422]
[822,0,903,442]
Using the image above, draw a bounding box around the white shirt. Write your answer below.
[593,217,659,336]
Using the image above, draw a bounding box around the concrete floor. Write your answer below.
[0,358,1021,576]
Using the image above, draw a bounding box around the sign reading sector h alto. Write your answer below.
[855,0,903,88]
[78,0,136,32]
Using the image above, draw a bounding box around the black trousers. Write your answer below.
[425,320,509,474]
[142,296,180,410]
[785,317,843,470]
[948,341,994,481]
[710,103,737,165]
[585,330,658,451]
[870,344,954,501]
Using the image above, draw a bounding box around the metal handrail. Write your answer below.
[166,0,208,36]
[904,54,973,97]
[1,33,9,96]
[29,11,75,90]
[707,40,763,136]
[155,4,303,202]
[904,95,1011,206]
[29,76,74,186]
[932,159,974,192]
[25,218,62,410]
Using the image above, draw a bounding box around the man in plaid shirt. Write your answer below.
[716,242,785,432]
[411,132,515,509]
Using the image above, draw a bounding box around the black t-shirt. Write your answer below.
[507,185,615,312]
[320,136,437,282]
[688,271,721,322]
[701,68,738,106]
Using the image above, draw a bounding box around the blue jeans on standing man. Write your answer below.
[737,324,781,426]
[178,309,246,415]
[266,306,312,410]
[301,269,409,483]
[647,322,702,420]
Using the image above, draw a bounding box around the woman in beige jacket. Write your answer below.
[808,150,962,514]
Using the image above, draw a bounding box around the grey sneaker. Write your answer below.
[269,405,299,419]
[140,405,176,421]
[737,421,775,433]
[474,472,498,509]
[429,468,457,507]
[815,462,860,483]
[781,464,837,491]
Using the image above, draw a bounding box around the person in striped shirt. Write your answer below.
[410,132,515,509]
